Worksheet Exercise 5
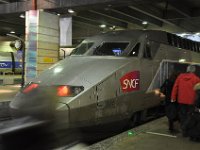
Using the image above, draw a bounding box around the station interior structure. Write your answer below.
[0,0,200,150]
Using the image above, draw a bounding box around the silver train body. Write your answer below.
[10,30,200,128]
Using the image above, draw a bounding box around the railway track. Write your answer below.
[0,101,11,122]
[0,100,165,150]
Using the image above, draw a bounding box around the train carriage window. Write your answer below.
[167,33,173,46]
[171,35,176,46]
[181,38,185,49]
[178,37,183,48]
[186,40,189,50]
[129,43,140,56]
[188,40,192,50]
[197,43,200,52]
[182,39,186,49]
[194,43,198,52]
[71,42,94,55]
[93,42,129,56]
[196,43,198,52]
[177,37,181,48]
[192,41,195,51]
[191,41,194,51]
[173,35,178,47]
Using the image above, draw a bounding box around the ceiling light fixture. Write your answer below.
[179,59,186,63]
[68,9,75,14]
[99,24,106,28]
[180,33,187,37]
[142,21,148,25]
[10,31,15,34]
[20,14,25,18]
[195,32,200,36]
[109,25,116,30]
[109,27,113,30]
[57,13,60,16]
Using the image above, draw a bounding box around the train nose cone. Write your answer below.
[10,87,57,119]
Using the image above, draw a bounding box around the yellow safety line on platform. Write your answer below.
[0,89,14,93]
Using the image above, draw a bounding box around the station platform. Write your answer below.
[0,75,22,85]
[88,117,200,150]
[0,84,200,150]
[0,84,20,120]
[0,84,20,102]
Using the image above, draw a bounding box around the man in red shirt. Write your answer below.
[171,65,200,136]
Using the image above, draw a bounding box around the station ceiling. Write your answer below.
[0,0,200,45]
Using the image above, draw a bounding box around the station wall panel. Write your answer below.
[38,27,59,37]
[38,12,59,30]
[37,41,59,50]
[37,63,55,70]
[38,34,59,43]
[37,49,58,57]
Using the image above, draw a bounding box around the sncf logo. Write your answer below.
[120,71,140,93]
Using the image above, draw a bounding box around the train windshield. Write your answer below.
[71,42,94,55]
[93,42,129,56]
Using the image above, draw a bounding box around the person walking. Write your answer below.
[171,65,200,136]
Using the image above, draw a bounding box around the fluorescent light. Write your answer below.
[195,33,200,36]
[180,33,187,37]
[10,31,15,34]
[179,59,186,62]
[20,14,25,18]
[109,25,116,30]
[68,9,75,14]
[99,24,106,28]
[142,21,148,25]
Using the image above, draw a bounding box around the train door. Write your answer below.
[95,74,117,124]
[139,37,158,109]
[140,38,154,90]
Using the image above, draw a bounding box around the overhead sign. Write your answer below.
[60,17,72,46]
[0,62,11,68]
[0,61,22,69]
[120,71,140,93]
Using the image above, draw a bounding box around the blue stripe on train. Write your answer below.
[0,61,22,69]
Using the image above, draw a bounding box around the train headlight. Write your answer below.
[22,83,39,93]
[56,85,84,97]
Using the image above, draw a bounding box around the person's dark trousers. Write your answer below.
[168,119,174,131]
[178,104,194,136]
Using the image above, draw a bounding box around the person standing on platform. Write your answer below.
[160,72,179,132]
[171,65,200,136]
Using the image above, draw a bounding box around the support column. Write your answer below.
[25,10,59,83]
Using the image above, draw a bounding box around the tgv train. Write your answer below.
[0,52,22,74]
[10,30,200,128]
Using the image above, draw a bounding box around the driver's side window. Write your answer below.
[129,43,140,56]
